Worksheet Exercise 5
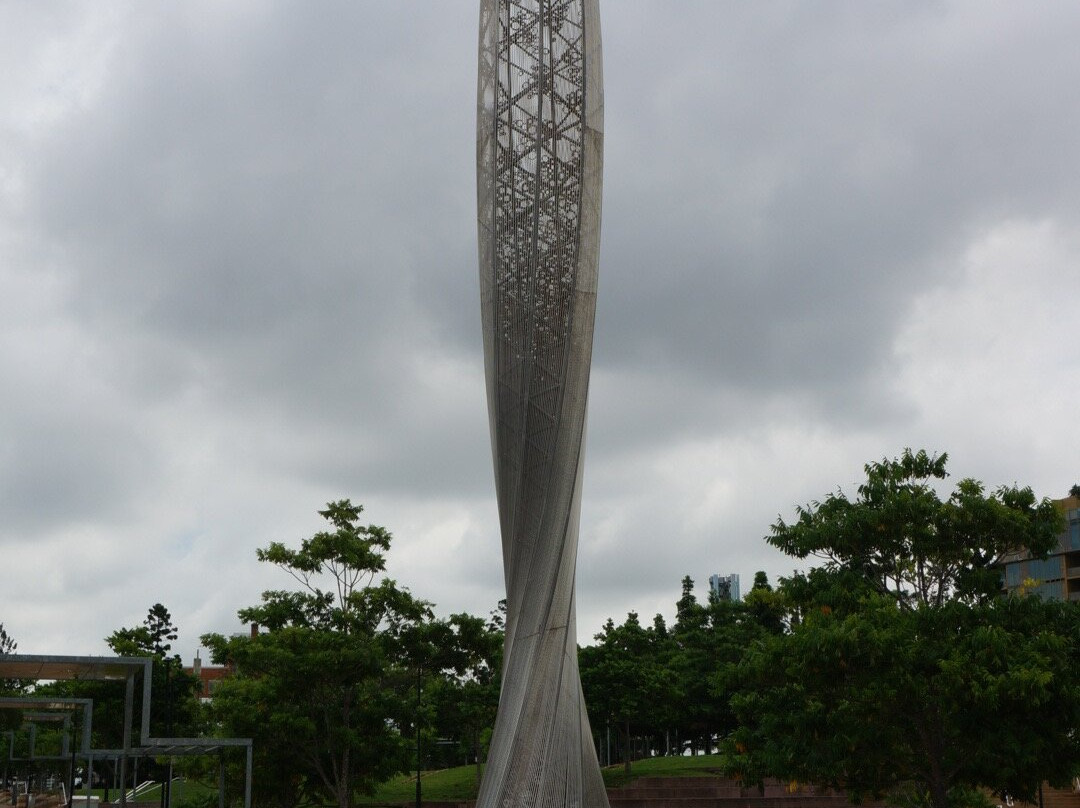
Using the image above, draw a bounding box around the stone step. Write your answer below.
[623,777,833,791]
[417,783,859,808]
[611,794,845,802]
[606,774,855,808]
[628,777,739,789]
[612,786,745,800]
[612,778,845,800]
[607,799,853,808]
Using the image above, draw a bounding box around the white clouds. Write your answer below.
[893,219,1080,493]
[0,2,124,136]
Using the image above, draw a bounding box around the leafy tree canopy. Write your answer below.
[203,500,431,808]
[580,611,677,771]
[0,622,15,655]
[106,603,181,661]
[1,622,26,714]
[729,592,1080,808]
[767,449,1062,607]
[728,450,1077,808]
[36,606,200,751]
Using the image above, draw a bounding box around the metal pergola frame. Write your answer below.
[0,655,251,808]
[2,699,92,806]
[21,712,73,760]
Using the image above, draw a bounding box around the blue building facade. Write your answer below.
[1001,495,1080,601]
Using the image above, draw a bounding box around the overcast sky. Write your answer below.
[2,2,1079,664]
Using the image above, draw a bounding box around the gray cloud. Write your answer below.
[2,3,1080,660]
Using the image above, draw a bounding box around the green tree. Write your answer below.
[33,608,199,800]
[203,500,430,808]
[664,573,787,758]
[580,611,676,771]
[726,450,1077,808]
[0,623,15,655]
[423,610,503,785]
[742,571,786,635]
[668,576,736,756]
[1,623,24,732]
[145,603,179,658]
[104,625,155,657]
[765,449,1061,606]
[105,604,200,738]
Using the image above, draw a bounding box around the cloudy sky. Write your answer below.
[2,2,1079,664]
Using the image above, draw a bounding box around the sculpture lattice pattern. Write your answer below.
[476,1,607,807]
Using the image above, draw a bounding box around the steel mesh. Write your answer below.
[476,1,607,807]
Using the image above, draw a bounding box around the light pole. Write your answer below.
[414,665,421,808]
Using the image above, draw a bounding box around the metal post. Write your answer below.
[120,672,134,808]
[83,707,93,805]
[244,744,252,808]
[163,662,172,808]
[68,716,76,808]
[415,666,421,808]
[217,754,225,808]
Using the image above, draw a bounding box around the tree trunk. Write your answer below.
[474,727,483,789]
[623,719,632,774]
[927,776,949,808]
[920,709,949,808]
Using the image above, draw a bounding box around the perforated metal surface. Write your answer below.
[476,2,607,807]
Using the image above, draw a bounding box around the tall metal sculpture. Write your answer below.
[476,1,607,807]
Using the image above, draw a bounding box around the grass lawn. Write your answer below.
[361,755,727,805]
[600,754,728,788]
[364,765,484,805]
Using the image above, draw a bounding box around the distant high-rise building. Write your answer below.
[709,573,740,602]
